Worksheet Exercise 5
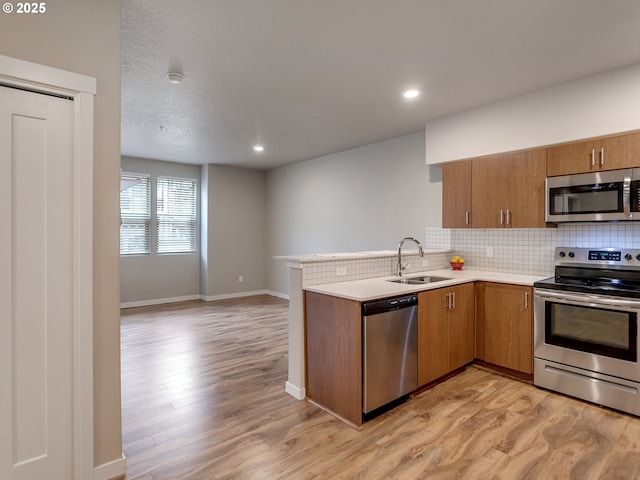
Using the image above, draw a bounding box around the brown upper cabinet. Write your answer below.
[547,131,640,176]
[470,148,547,228]
[442,160,472,228]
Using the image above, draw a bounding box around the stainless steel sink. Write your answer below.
[387,275,452,285]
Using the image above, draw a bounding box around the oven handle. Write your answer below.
[535,289,640,309]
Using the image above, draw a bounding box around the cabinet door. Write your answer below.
[418,290,449,386]
[599,132,640,171]
[504,149,547,228]
[442,160,472,228]
[448,283,475,371]
[547,139,601,176]
[548,132,640,176]
[473,150,546,228]
[483,283,533,374]
[471,154,507,228]
[305,292,363,426]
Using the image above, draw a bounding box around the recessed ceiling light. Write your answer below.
[402,88,421,99]
[167,72,184,84]
[253,144,265,152]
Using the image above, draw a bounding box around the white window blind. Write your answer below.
[157,176,197,254]
[120,174,151,255]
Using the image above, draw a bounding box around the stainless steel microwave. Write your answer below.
[546,168,640,222]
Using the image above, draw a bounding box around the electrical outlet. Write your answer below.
[421,259,429,267]
[336,267,347,276]
[486,247,494,258]
[239,275,243,282]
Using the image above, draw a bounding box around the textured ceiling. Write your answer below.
[121,1,640,169]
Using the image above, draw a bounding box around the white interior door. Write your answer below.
[0,85,75,480]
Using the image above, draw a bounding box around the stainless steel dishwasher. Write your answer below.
[362,294,418,414]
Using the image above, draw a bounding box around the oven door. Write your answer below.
[534,288,640,382]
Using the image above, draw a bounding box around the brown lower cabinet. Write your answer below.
[418,283,475,385]
[305,291,363,426]
[305,281,533,427]
[476,282,533,374]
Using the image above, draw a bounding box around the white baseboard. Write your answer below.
[266,290,290,300]
[285,381,306,400]
[202,289,273,301]
[121,294,201,309]
[121,291,289,308]
[94,454,126,480]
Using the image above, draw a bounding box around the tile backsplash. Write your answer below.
[299,223,640,288]
[302,252,450,286]
[426,223,640,276]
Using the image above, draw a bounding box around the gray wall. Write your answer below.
[202,164,267,297]
[120,160,267,303]
[266,131,440,295]
[120,156,201,304]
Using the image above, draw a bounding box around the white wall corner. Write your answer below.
[94,454,126,480]
[285,381,306,400]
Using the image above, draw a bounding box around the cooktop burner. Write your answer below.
[534,247,640,299]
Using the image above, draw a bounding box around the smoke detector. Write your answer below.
[167,72,184,85]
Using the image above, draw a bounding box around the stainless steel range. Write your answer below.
[534,247,640,416]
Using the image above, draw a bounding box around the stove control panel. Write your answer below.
[589,250,621,261]
[555,247,640,269]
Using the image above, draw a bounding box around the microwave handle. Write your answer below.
[624,174,631,217]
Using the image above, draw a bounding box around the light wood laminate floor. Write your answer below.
[121,296,640,480]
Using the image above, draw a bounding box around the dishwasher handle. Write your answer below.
[362,294,418,316]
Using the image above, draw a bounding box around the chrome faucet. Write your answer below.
[397,237,424,276]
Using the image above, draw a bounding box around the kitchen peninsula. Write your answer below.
[277,248,548,426]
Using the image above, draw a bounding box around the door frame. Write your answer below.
[0,54,96,480]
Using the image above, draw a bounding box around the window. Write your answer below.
[120,172,198,256]
[120,174,151,255]
[156,176,198,254]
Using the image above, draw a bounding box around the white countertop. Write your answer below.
[304,268,549,301]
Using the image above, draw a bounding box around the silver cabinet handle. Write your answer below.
[524,291,529,309]
[600,147,604,166]
[465,211,469,225]
[500,209,504,225]
[591,148,595,167]
[445,292,456,309]
[624,175,631,217]
[506,209,511,225]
